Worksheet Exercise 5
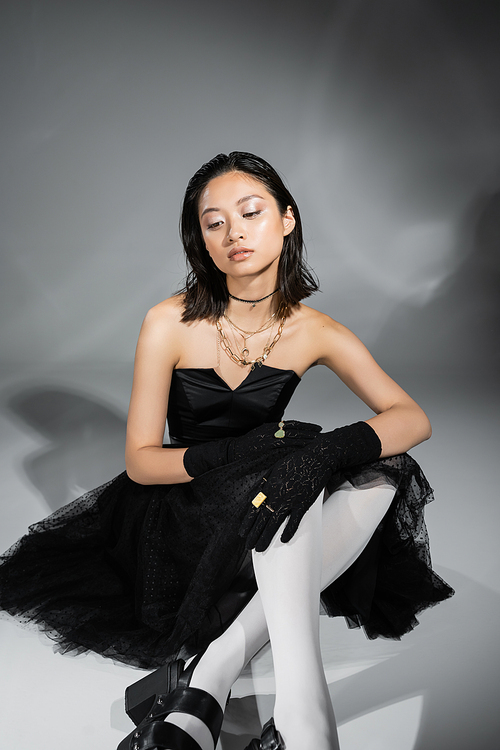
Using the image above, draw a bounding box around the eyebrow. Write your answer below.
[200,194,265,218]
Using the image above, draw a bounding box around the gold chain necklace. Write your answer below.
[223,312,277,336]
[230,319,273,361]
[216,312,287,370]
[224,313,273,363]
[223,312,277,359]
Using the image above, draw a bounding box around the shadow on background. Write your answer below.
[331,569,500,750]
[375,181,500,373]
[6,386,127,512]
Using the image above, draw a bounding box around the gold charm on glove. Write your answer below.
[252,492,267,508]
[274,421,285,439]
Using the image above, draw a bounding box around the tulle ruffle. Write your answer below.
[0,450,454,668]
[321,454,454,639]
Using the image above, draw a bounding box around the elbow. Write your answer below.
[126,467,147,485]
[420,411,432,442]
[125,462,146,485]
[125,450,153,485]
[402,405,432,447]
[126,466,156,485]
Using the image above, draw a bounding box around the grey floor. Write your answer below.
[0,363,498,750]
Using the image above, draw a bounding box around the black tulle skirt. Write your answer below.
[0,449,454,669]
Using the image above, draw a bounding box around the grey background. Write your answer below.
[2,0,499,371]
[0,1,499,749]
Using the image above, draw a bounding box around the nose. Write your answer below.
[227,220,245,242]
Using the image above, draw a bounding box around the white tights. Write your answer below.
[166,480,395,750]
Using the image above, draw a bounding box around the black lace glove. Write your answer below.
[239,421,382,551]
[183,420,322,478]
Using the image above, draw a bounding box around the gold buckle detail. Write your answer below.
[252,492,267,508]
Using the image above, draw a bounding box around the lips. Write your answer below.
[228,246,254,260]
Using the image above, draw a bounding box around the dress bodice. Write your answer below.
[166,365,301,445]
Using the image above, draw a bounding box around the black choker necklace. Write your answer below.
[229,289,279,308]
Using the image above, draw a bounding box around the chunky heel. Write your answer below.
[117,652,225,750]
[125,658,185,725]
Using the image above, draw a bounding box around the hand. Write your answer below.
[240,421,382,551]
[183,420,321,478]
[239,445,332,552]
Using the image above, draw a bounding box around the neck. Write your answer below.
[225,295,279,328]
[225,277,281,326]
[226,273,277,299]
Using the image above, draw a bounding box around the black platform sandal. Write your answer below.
[244,718,284,750]
[117,680,224,750]
[125,653,203,726]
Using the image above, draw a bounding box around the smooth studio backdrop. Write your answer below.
[1,2,499,749]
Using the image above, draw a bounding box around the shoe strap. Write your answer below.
[261,718,284,750]
[133,721,202,750]
[145,686,223,743]
[178,651,204,688]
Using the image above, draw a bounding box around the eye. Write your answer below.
[206,220,223,230]
[243,210,262,219]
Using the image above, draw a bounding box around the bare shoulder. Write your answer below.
[142,294,185,331]
[139,295,192,348]
[292,303,351,342]
[293,304,339,328]
[287,303,366,370]
[134,295,188,368]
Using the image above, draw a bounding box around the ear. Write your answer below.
[282,206,296,236]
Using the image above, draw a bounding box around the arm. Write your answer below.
[314,316,431,457]
[125,300,191,485]
[240,314,431,551]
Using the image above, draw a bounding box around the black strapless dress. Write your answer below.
[0,366,453,669]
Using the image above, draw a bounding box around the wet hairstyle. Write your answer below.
[178,151,319,322]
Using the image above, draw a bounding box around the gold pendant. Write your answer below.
[274,421,285,438]
[242,347,250,357]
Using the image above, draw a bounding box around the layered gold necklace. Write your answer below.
[216,309,287,370]
[223,312,277,359]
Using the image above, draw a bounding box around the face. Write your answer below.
[198,171,295,281]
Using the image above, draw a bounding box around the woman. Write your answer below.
[0,152,453,750]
